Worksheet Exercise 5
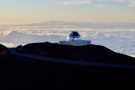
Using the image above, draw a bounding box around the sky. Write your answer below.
[0,0,135,24]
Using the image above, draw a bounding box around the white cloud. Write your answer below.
[112,0,135,7]
[128,0,135,7]
[94,4,105,8]
[112,0,129,2]
[63,0,135,7]
[63,0,91,6]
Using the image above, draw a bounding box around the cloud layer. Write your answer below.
[113,0,135,7]
[64,0,91,6]
[63,0,135,7]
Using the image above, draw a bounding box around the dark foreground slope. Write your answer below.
[18,42,135,64]
[0,43,135,89]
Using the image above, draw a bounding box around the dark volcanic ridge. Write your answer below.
[1,42,135,89]
[1,42,135,65]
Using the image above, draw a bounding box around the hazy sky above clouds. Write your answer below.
[0,0,135,24]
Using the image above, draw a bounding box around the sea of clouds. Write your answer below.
[0,21,135,57]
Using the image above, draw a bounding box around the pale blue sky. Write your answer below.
[0,0,135,24]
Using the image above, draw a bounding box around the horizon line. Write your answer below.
[0,21,135,25]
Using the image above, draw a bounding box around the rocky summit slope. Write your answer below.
[17,42,135,64]
[0,42,135,89]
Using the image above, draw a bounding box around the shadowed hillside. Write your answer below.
[0,42,135,89]
[18,42,135,64]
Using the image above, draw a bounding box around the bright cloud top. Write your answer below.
[113,0,135,7]
[64,0,91,6]
[63,0,135,7]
